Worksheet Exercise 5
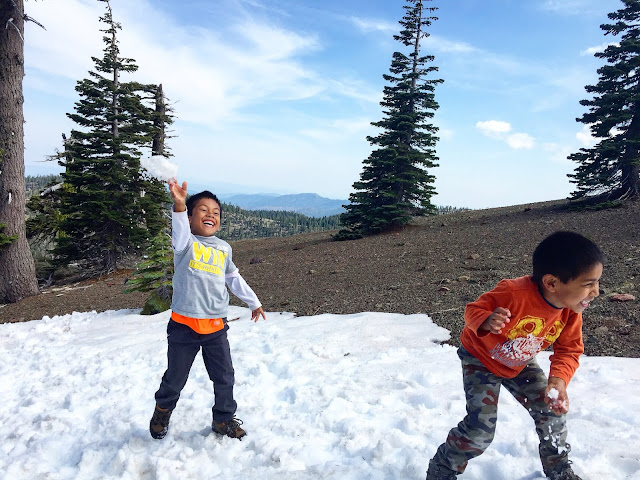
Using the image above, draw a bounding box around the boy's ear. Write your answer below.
[541,273,561,292]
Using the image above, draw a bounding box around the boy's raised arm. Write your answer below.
[168,179,190,251]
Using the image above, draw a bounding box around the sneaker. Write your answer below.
[212,416,246,439]
[547,462,582,480]
[149,405,172,439]
[426,459,457,480]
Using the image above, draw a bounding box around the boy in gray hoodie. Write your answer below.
[150,179,265,440]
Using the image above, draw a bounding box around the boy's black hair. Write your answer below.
[532,231,604,284]
[185,190,222,217]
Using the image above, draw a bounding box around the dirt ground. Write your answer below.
[1,198,639,358]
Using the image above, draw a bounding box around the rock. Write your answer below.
[308,269,316,274]
[439,286,450,292]
[468,253,480,260]
[610,293,636,302]
[594,326,609,335]
[457,275,471,282]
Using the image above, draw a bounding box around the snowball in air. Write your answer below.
[141,156,178,182]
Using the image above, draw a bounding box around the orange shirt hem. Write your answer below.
[171,312,225,334]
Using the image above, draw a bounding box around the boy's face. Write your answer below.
[188,198,221,236]
[543,262,603,313]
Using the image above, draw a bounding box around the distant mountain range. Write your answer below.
[219,193,347,218]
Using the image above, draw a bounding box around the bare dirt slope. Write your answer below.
[2,198,638,357]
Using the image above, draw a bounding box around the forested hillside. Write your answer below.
[24,175,341,242]
[217,204,341,241]
[25,175,61,198]
[24,176,468,244]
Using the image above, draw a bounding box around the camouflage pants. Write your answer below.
[430,346,569,476]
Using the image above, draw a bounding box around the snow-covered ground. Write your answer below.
[1,307,639,480]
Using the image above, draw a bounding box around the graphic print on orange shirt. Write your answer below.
[489,315,566,368]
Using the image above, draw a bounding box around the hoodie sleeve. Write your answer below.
[225,269,262,311]
[172,208,191,252]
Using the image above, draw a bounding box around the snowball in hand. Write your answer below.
[141,156,179,182]
[546,387,567,411]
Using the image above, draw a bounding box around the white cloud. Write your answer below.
[23,0,341,130]
[575,124,623,148]
[437,128,454,141]
[576,124,596,147]
[476,120,512,136]
[542,142,574,164]
[231,21,321,60]
[348,16,397,34]
[476,121,535,150]
[580,42,618,56]
[539,0,615,16]
[24,0,104,81]
[299,117,373,141]
[506,132,535,150]
[424,35,478,54]
[327,79,381,104]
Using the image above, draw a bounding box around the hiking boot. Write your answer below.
[212,416,246,439]
[547,462,582,480]
[426,459,457,480]
[149,405,172,439]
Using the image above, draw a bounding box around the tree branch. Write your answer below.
[5,18,23,42]
[23,14,46,31]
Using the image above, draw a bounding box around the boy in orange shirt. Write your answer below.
[427,231,603,480]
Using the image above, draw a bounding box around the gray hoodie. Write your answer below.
[170,209,261,319]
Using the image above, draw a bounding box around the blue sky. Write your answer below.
[22,0,622,208]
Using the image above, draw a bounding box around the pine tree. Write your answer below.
[125,232,173,314]
[568,0,640,202]
[0,0,40,302]
[53,0,171,273]
[128,84,176,314]
[337,0,442,239]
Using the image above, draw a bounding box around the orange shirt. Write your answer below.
[460,276,583,385]
[171,312,225,334]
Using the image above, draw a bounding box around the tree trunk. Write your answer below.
[0,0,40,303]
[620,162,640,198]
[621,109,640,198]
[152,84,166,155]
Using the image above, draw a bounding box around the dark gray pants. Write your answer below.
[430,346,570,476]
[154,319,237,422]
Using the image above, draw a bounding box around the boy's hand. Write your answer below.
[545,377,569,414]
[168,179,188,212]
[251,306,266,322]
[480,307,511,334]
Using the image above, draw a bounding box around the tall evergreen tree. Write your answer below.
[0,0,40,302]
[53,0,171,273]
[338,0,442,239]
[568,0,640,201]
[128,83,176,314]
